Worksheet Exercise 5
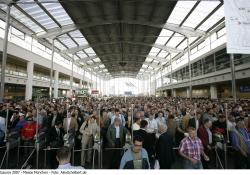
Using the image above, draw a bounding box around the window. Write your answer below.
[217,27,226,39]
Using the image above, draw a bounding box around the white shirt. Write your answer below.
[146,118,158,133]
[0,117,6,132]
[57,163,84,169]
[132,123,140,131]
[115,125,120,138]
[55,126,60,136]
[51,115,57,127]
[67,117,71,132]
[156,117,166,127]
[206,128,212,144]
[196,119,199,131]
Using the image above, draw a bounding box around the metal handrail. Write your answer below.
[21,148,36,169]
[0,146,6,149]
[214,146,224,169]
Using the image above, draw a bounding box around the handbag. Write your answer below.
[154,159,160,169]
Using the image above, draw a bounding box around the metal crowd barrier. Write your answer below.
[0,130,21,169]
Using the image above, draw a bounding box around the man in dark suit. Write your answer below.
[47,120,65,169]
[134,120,155,168]
[156,124,174,169]
[47,109,63,129]
[188,110,202,130]
[197,119,213,169]
[106,118,127,168]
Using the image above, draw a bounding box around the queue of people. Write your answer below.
[0,97,249,169]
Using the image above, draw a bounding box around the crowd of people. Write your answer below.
[0,97,249,169]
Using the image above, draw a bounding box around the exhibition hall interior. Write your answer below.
[0,0,250,170]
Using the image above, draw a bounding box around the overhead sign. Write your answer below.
[79,88,89,95]
[124,91,132,95]
[224,0,250,54]
[91,90,99,94]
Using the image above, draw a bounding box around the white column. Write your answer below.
[70,58,74,95]
[187,87,190,98]
[210,85,218,99]
[54,70,59,99]
[80,78,83,89]
[149,74,151,96]
[25,61,34,100]
[173,89,176,98]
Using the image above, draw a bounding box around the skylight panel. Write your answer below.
[93,58,101,62]
[87,60,94,64]
[84,48,96,56]
[188,37,198,44]
[177,39,187,50]
[167,33,184,48]
[155,29,173,45]
[153,60,159,64]
[198,5,224,31]
[182,1,221,28]
[157,50,168,58]
[18,3,59,30]
[58,34,78,48]
[145,57,153,62]
[167,1,197,25]
[6,6,44,33]
[69,30,88,45]
[54,40,66,50]
[149,47,160,56]
[42,1,74,26]
[99,64,105,68]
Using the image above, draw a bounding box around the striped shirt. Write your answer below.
[179,136,204,160]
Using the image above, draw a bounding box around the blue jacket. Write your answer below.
[57,163,84,169]
[120,147,150,169]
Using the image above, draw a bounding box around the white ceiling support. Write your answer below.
[36,24,76,39]
[62,41,183,54]
[77,53,168,63]
[38,19,205,41]
[75,20,205,37]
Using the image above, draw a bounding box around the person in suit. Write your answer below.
[231,118,250,169]
[134,120,155,168]
[197,119,213,169]
[47,120,65,169]
[63,112,78,134]
[48,109,63,129]
[79,115,99,166]
[188,111,202,130]
[156,124,174,169]
[106,118,127,168]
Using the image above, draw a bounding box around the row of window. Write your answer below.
[162,48,250,83]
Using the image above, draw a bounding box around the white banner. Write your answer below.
[224,0,250,54]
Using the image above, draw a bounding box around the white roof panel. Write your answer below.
[182,1,221,28]
[167,1,197,25]
[198,5,224,31]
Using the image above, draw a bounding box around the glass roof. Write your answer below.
[182,1,220,28]
[198,5,224,31]
[0,0,107,77]
[167,1,197,25]
[141,0,224,77]
[0,0,224,79]
[18,2,59,30]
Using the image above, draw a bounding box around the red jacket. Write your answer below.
[21,122,38,140]
[197,126,209,153]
